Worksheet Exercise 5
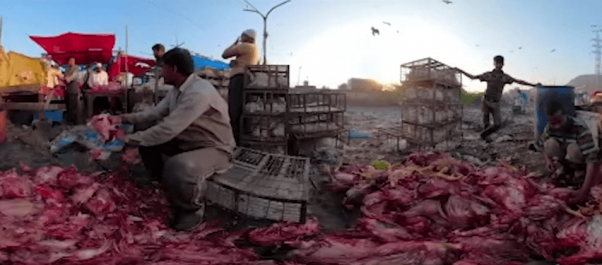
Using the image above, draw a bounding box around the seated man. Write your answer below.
[535,100,602,204]
[88,63,109,89]
[111,48,236,231]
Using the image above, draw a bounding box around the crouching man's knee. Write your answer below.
[565,143,585,165]
[543,139,562,159]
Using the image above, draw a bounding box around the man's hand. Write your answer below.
[108,115,123,125]
[115,129,127,143]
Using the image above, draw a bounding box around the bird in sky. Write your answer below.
[383,21,391,26]
[396,30,400,33]
[476,44,480,47]
[510,50,514,53]
[551,49,556,53]
[518,46,522,50]
[371,27,380,36]
[443,0,452,4]
[592,25,598,27]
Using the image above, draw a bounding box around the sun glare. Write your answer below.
[296,18,486,92]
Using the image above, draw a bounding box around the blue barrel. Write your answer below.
[535,86,576,138]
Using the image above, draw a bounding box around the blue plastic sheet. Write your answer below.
[192,55,230,70]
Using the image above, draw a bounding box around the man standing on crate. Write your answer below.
[222,29,261,145]
[109,48,236,231]
[456,55,540,142]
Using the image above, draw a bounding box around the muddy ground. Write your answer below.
[0,104,545,230]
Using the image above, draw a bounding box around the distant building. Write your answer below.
[292,80,317,93]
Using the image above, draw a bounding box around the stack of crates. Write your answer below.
[241,65,291,154]
[287,92,346,140]
[196,68,230,101]
[399,58,463,148]
[240,65,348,155]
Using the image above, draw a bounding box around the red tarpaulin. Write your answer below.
[108,54,155,79]
[30,32,116,66]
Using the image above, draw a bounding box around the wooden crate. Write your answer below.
[206,148,310,222]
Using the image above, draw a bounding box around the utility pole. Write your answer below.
[593,29,602,89]
[297,66,302,86]
[243,0,291,65]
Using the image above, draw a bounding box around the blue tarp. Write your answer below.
[192,55,230,71]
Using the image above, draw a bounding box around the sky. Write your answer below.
[1,0,601,92]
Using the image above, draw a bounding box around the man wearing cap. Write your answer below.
[222,29,260,145]
[87,63,109,89]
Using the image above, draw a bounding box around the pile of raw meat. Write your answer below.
[3,152,602,264]
[0,164,266,264]
[315,152,602,265]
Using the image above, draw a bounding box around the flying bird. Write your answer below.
[550,49,556,53]
[383,21,391,26]
[510,50,514,53]
[592,25,598,27]
[443,0,452,4]
[476,44,480,47]
[371,27,380,36]
[396,30,400,33]
[518,46,522,50]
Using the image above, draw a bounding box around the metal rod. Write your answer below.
[0,17,3,45]
[125,25,129,88]
[243,0,291,65]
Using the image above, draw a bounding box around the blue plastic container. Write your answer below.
[535,86,576,138]
[33,110,64,123]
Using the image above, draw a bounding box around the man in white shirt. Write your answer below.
[110,48,235,231]
[88,63,109,88]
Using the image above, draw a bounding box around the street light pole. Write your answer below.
[243,0,291,65]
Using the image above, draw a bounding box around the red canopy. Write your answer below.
[108,54,156,79]
[30,32,116,66]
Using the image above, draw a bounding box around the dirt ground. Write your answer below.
[0,104,545,231]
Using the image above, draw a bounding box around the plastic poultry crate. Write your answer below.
[288,92,347,114]
[205,148,310,222]
[245,65,290,90]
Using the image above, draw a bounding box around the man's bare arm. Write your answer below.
[571,162,599,204]
[514,79,539,87]
[222,39,241,59]
[454,68,479,80]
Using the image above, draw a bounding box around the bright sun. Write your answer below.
[295,18,488,92]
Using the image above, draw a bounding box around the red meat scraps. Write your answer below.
[248,218,320,246]
[89,114,121,142]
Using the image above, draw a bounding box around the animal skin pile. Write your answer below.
[1,152,602,264]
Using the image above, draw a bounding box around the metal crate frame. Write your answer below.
[240,114,288,142]
[288,112,345,139]
[400,58,462,87]
[243,90,289,116]
[400,120,462,147]
[288,92,346,114]
[244,65,290,90]
[401,102,463,126]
